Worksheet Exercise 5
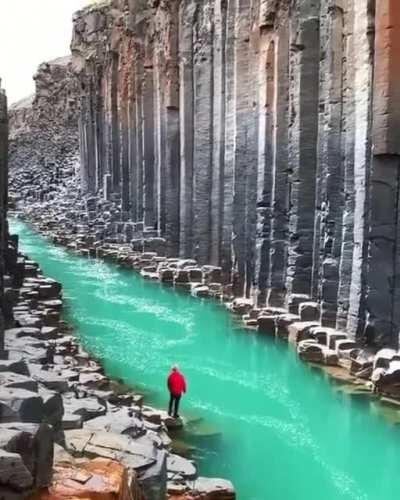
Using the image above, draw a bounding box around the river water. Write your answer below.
[11,219,400,500]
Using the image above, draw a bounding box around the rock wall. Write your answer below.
[8,56,80,206]
[7,0,398,348]
[0,80,8,351]
[72,0,400,347]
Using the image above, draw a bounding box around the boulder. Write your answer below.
[192,477,236,499]
[0,422,54,487]
[275,314,300,340]
[167,454,196,480]
[191,286,210,298]
[299,301,320,321]
[0,449,33,490]
[287,294,310,314]
[257,315,276,335]
[39,387,64,429]
[335,339,359,359]
[373,348,398,370]
[0,388,44,423]
[297,340,338,366]
[297,340,324,363]
[228,299,253,315]
[373,361,400,397]
[326,331,348,350]
[287,321,319,344]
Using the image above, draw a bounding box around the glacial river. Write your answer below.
[11,219,400,500]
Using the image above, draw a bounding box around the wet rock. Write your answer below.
[287,321,319,344]
[335,339,359,359]
[167,454,196,480]
[326,331,348,350]
[192,477,236,499]
[228,299,253,315]
[257,315,276,335]
[297,340,338,366]
[275,314,300,340]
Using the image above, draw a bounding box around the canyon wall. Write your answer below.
[9,0,399,348]
[8,56,80,206]
[73,0,400,346]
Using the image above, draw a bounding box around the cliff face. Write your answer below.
[9,56,80,205]
[71,0,400,346]
[7,0,398,348]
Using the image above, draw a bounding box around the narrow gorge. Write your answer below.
[3,0,400,499]
[15,0,400,345]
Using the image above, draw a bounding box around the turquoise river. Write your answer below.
[11,219,400,500]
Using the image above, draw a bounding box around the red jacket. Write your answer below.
[168,371,187,397]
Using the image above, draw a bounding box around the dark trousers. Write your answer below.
[168,393,181,417]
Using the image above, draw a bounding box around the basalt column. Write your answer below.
[286,0,320,299]
[179,1,196,258]
[221,0,236,282]
[268,18,290,308]
[231,0,254,296]
[0,83,7,351]
[346,0,374,337]
[164,0,181,256]
[366,0,400,346]
[255,32,276,305]
[313,1,345,326]
[210,0,227,266]
[336,0,356,331]
[192,1,214,264]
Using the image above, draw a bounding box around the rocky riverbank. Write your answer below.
[0,230,235,499]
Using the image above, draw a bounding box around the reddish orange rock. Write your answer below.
[31,458,142,500]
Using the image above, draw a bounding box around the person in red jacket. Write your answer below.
[167,365,187,418]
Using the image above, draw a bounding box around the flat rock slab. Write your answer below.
[29,365,69,393]
[0,422,54,487]
[0,372,38,392]
[83,407,145,438]
[193,477,236,499]
[167,454,197,480]
[37,458,136,499]
[62,394,106,422]
[64,429,156,472]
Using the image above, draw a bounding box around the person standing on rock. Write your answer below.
[167,365,187,418]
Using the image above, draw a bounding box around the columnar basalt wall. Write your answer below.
[71,0,400,347]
